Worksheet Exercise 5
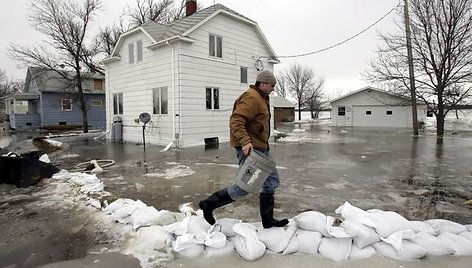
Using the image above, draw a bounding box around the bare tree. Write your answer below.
[8,0,103,133]
[282,64,325,120]
[0,70,23,121]
[274,72,288,98]
[97,0,196,56]
[365,0,472,137]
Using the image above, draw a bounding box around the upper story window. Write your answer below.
[338,106,345,116]
[128,43,134,64]
[136,40,143,62]
[94,79,103,90]
[62,99,72,111]
[128,40,143,64]
[209,34,222,58]
[206,87,219,110]
[153,87,168,115]
[113,93,123,115]
[240,67,248,84]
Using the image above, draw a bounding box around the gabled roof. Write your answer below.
[271,96,295,108]
[24,67,104,94]
[330,86,409,104]
[106,4,279,63]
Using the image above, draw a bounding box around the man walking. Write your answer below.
[199,70,288,229]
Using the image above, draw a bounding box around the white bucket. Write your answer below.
[235,149,276,193]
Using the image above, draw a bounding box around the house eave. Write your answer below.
[147,36,195,49]
[101,56,121,65]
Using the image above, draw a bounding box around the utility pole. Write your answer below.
[403,0,419,136]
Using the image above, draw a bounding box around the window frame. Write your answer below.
[240,67,248,84]
[209,34,223,58]
[153,87,169,115]
[206,87,220,110]
[338,106,346,116]
[128,43,134,64]
[61,99,72,111]
[386,110,393,115]
[136,40,143,62]
[91,100,103,107]
[113,93,123,115]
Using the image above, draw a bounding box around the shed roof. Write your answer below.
[271,96,295,108]
[330,86,408,104]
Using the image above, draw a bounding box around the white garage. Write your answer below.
[330,87,427,128]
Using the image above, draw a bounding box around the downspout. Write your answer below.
[161,40,177,151]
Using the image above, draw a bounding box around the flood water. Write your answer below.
[7,120,468,225]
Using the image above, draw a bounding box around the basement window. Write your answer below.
[366,111,372,115]
[204,137,219,149]
[386,111,393,115]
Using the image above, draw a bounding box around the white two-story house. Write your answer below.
[102,0,280,148]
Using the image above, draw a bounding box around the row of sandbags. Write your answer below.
[103,198,472,262]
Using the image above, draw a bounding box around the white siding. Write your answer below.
[176,14,274,147]
[331,89,428,128]
[105,31,175,146]
[105,12,277,148]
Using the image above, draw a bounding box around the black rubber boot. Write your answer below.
[199,188,233,225]
[260,193,289,228]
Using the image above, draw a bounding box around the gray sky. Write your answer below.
[0,0,401,98]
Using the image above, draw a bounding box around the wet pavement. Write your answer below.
[1,120,472,267]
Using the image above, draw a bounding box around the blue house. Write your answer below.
[6,67,105,130]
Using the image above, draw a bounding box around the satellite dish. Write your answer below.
[139,112,151,123]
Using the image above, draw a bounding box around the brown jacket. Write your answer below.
[230,85,271,150]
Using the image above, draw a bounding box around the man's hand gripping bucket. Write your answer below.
[235,149,276,193]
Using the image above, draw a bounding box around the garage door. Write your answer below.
[352,105,410,127]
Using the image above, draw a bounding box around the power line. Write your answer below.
[273,2,401,59]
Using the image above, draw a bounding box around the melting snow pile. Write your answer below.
[46,169,472,267]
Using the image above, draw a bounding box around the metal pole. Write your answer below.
[404,0,419,136]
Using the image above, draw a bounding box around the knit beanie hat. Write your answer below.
[256,70,276,85]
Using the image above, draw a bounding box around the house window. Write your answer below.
[240,67,248,84]
[206,87,219,110]
[62,99,72,111]
[386,110,393,115]
[136,40,143,62]
[427,108,434,117]
[338,106,345,116]
[209,34,222,58]
[153,87,168,115]
[94,79,103,90]
[113,93,123,115]
[128,43,134,64]
[366,111,371,115]
[91,100,103,107]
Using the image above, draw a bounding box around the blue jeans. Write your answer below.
[227,148,281,200]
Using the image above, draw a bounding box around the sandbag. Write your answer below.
[409,232,454,256]
[326,216,352,238]
[409,220,437,235]
[349,245,376,260]
[283,229,322,255]
[187,215,211,234]
[335,201,376,227]
[380,229,415,252]
[232,222,266,261]
[318,237,352,262]
[351,225,380,249]
[294,211,329,236]
[125,226,170,255]
[205,240,235,257]
[459,231,472,242]
[425,219,467,234]
[257,221,297,253]
[366,209,412,238]
[204,230,227,249]
[173,233,205,257]
[215,218,240,237]
[164,216,191,236]
[372,241,427,261]
[437,232,472,256]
